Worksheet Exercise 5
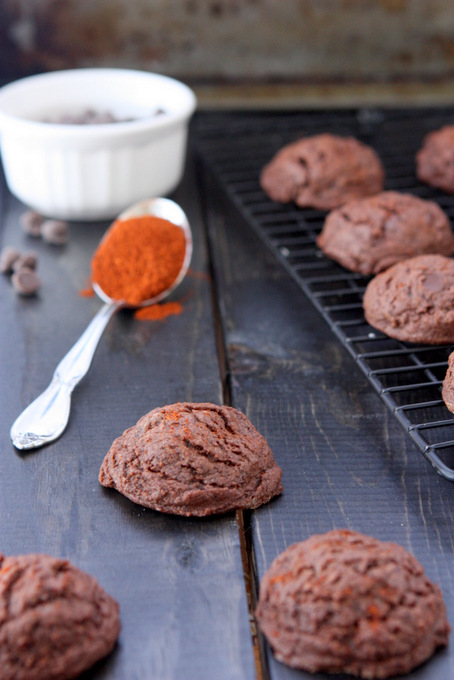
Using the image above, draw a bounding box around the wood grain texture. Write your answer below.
[201,155,454,680]
[0,158,256,679]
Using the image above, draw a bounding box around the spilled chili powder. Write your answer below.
[79,285,95,298]
[133,300,183,321]
[91,216,186,306]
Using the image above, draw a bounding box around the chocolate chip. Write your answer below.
[86,111,117,124]
[11,267,41,296]
[46,109,131,125]
[41,219,69,245]
[12,251,38,272]
[422,272,445,292]
[0,246,21,274]
[43,108,163,125]
[20,210,43,237]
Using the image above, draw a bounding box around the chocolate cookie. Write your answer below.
[260,133,384,210]
[417,125,454,193]
[255,529,450,678]
[363,254,454,344]
[0,553,120,680]
[99,402,283,516]
[442,351,454,413]
[317,191,454,275]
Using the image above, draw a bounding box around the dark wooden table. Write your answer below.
[1,111,454,679]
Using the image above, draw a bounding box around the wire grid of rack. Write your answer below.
[195,108,454,481]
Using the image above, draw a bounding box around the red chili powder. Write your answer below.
[134,301,183,321]
[79,285,95,298]
[91,216,186,306]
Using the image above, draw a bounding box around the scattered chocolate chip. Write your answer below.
[12,251,38,272]
[11,267,41,296]
[41,219,69,245]
[20,210,43,237]
[0,246,21,274]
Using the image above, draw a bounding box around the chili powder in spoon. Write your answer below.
[91,215,186,306]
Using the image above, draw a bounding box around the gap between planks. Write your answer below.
[236,509,269,680]
[206,241,268,680]
[198,154,269,680]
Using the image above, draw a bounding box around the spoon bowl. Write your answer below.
[93,197,193,307]
[10,197,192,451]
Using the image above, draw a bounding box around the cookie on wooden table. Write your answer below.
[317,191,454,275]
[0,553,120,680]
[417,125,454,193]
[363,254,454,344]
[99,402,283,516]
[255,529,450,678]
[260,133,384,210]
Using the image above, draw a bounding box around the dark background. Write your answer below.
[2,1,454,107]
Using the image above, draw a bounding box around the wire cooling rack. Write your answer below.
[195,108,454,481]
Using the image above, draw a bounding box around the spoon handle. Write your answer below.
[10,301,122,450]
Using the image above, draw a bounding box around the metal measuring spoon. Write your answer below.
[10,197,193,451]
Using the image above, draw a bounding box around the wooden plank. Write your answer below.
[0,157,256,679]
[202,161,454,680]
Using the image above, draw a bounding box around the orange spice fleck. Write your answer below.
[187,268,210,281]
[79,285,95,298]
[367,604,380,618]
[164,410,180,420]
[269,571,294,585]
[134,301,183,321]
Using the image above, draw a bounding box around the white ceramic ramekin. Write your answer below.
[0,69,197,221]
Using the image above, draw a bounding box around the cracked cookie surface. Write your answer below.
[0,553,120,680]
[363,254,454,344]
[255,529,450,678]
[260,133,384,210]
[317,191,454,275]
[99,402,283,516]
